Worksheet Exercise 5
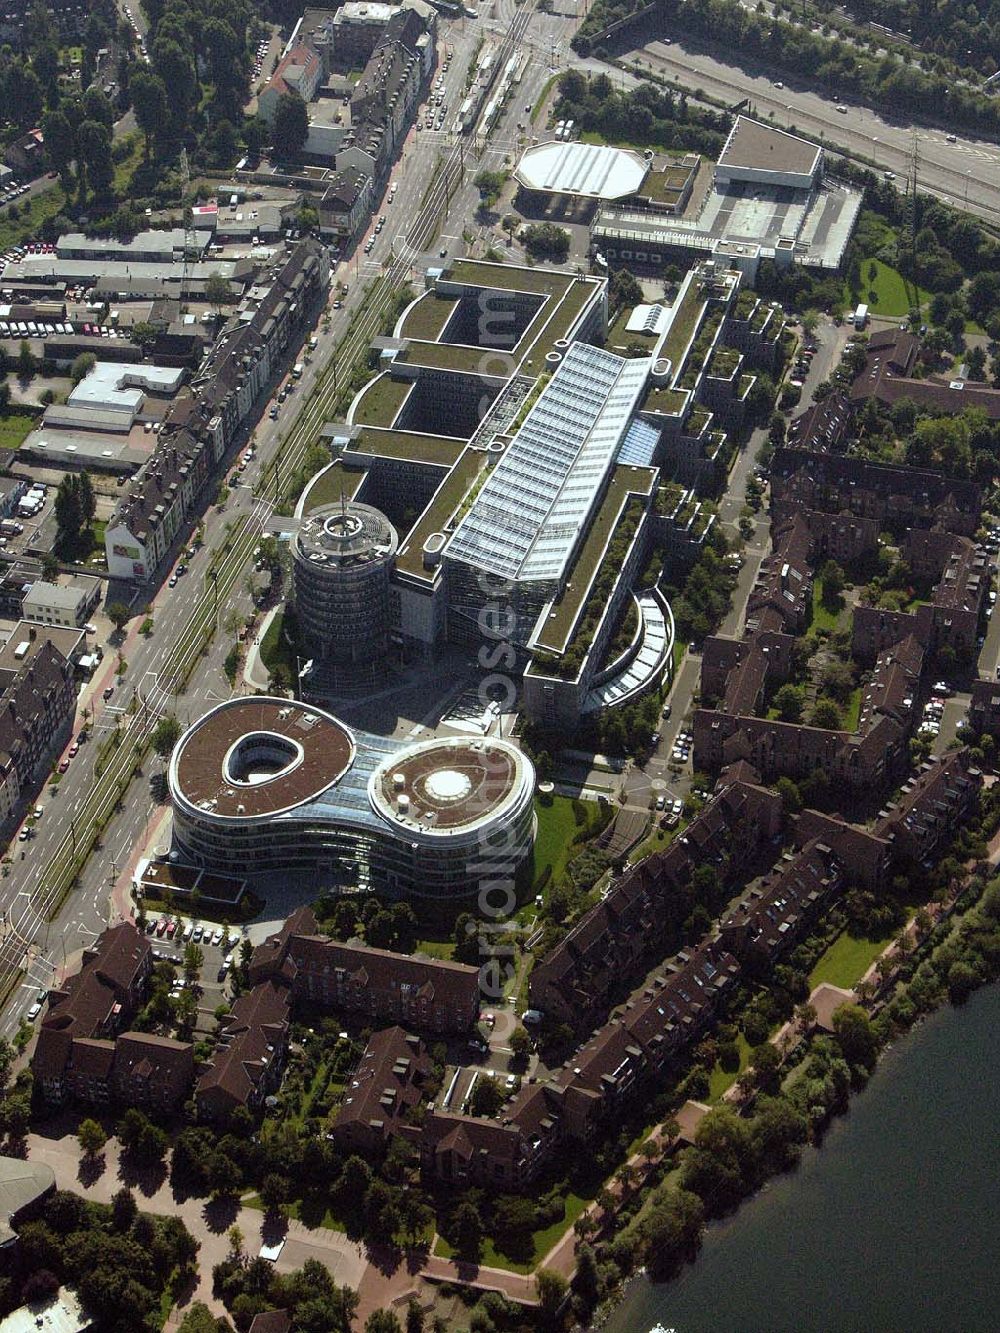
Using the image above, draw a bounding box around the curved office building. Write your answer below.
[293,501,398,690]
[168,697,536,901]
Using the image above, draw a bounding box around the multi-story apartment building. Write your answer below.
[31,924,193,1111]
[196,980,290,1121]
[0,629,78,827]
[248,907,480,1033]
[105,240,329,582]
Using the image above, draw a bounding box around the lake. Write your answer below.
[607,983,1000,1333]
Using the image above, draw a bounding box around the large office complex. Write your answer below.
[168,697,535,898]
[293,500,398,691]
[284,256,785,723]
[591,116,862,279]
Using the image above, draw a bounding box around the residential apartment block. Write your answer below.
[105,240,329,582]
[32,924,193,1112]
[248,907,480,1033]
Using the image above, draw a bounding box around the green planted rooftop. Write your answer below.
[642,383,688,417]
[352,373,412,428]
[532,465,655,659]
[301,460,367,515]
[661,280,707,383]
[343,426,467,468]
[397,292,460,341]
[394,448,487,581]
[399,276,598,381]
[655,482,686,517]
[444,259,593,300]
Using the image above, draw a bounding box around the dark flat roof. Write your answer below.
[173,699,354,819]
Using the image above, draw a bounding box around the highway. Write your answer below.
[0,2,560,1037]
[624,37,1000,222]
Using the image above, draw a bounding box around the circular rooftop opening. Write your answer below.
[424,769,474,803]
[322,512,364,543]
[225,732,303,787]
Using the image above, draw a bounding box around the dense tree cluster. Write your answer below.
[574,0,1000,137]
[555,68,730,157]
[9,1190,198,1331]
[212,1254,357,1333]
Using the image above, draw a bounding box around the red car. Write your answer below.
[68,742,79,757]
[58,759,69,773]
[155,918,168,937]
[165,919,177,938]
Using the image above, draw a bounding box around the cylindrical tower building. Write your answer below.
[293,501,398,691]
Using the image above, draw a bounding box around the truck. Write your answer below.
[292,362,304,379]
[853,303,869,330]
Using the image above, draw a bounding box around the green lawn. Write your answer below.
[809,580,844,632]
[434,1190,591,1273]
[526,794,586,892]
[0,413,35,448]
[415,937,456,961]
[842,684,862,732]
[844,259,930,319]
[259,610,297,678]
[707,1031,753,1103]
[809,930,893,990]
[0,181,67,252]
[244,1193,347,1233]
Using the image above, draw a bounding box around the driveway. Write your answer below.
[26,1131,368,1318]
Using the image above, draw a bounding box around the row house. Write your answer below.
[419,1108,537,1188]
[719,840,846,968]
[105,241,329,583]
[770,448,982,538]
[793,809,892,894]
[330,1025,432,1157]
[528,779,782,1028]
[875,751,981,869]
[30,922,186,1109]
[196,979,290,1121]
[968,677,1000,739]
[745,513,813,636]
[787,392,852,454]
[249,906,479,1033]
[0,637,76,826]
[693,708,908,792]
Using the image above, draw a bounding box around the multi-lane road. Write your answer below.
[626,36,1000,222]
[0,2,567,1035]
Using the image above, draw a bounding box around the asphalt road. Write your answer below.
[0,4,568,1036]
[625,36,1000,222]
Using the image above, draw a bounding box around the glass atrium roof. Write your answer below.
[445,343,652,584]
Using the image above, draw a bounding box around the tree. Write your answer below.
[773,683,805,722]
[811,697,844,730]
[41,107,74,185]
[469,1074,504,1118]
[521,222,570,262]
[831,1003,879,1071]
[78,1117,106,1157]
[508,1026,531,1060]
[17,339,34,379]
[152,715,183,762]
[130,68,170,159]
[640,1186,705,1281]
[111,1187,138,1231]
[502,213,519,244]
[818,558,845,603]
[107,602,131,632]
[451,1199,482,1256]
[272,91,309,159]
[259,1172,289,1214]
[78,471,95,526]
[205,271,230,313]
[183,943,204,982]
[178,1304,232,1333]
[77,118,113,197]
[71,352,96,386]
[364,1314,402,1333]
[536,1267,568,1313]
[967,345,987,380]
[405,1296,424,1333]
[55,474,85,550]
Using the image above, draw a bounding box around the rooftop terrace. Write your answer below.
[395,448,488,582]
[532,463,655,657]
